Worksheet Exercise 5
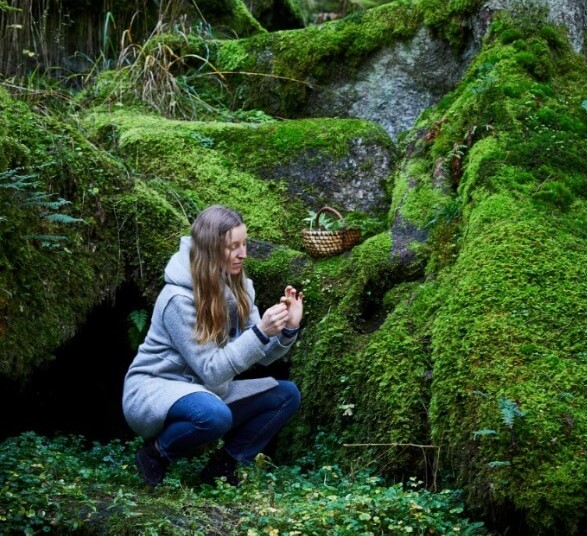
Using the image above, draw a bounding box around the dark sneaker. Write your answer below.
[135,440,170,487]
[200,448,239,486]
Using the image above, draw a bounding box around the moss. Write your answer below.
[171,0,267,37]
[82,0,484,117]
[275,231,441,476]
[404,13,587,532]
[115,180,189,301]
[391,157,450,228]
[350,279,441,474]
[338,232,393,317]
[243,246,309,310]
[82,109,302,245]
[281,0,307,27]
[212,0,482,115]
[200,117,392,173]
[0,89,131,378]
[82,109,390,256]
[282,234,417,459]
[430,196,587,532]
[421,0,484,48]
[279,11,587,532]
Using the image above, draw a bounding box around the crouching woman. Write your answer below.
[122,205,302,486]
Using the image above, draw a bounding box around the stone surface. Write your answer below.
[259,135,395,213]
[390,211,428,270]
[304,27,471,140]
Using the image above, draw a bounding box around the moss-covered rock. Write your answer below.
[0,88,131,378]
[1,91,391,378]
[81,109,393,258]
[431,196,587,532]
[192,0,267,37]
[202,117,395,212]
[419,17,587,530]
[212,0,483,117]
[81,109,302,259]
[78,0,483,130]
[274,234,403,458]
[270,10,587,534]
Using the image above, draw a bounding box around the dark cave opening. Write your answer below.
[0,282,147,444]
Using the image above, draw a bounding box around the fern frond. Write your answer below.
[472,429,497,439]
[128,309,150,351]
[0,177,40,190]
[499,397,527,428]
[22,193,71,209]
[488,461,511,468]
[43,214,84,224]
[129,309,149,333]
[24,234,68,242]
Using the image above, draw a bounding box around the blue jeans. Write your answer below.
[157,380,301,464]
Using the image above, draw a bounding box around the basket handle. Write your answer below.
[314,206,344,227]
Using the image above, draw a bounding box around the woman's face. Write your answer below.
[224,224,247,275]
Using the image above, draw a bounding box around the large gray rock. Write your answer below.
[304,27,469,140]
[304,0,586,140]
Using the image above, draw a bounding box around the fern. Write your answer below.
[303,209,346,231]
[472,429,497,439]
[0,168,40,190]
[129,310,149,333]
[128,309,150,352]
[23,234,68,242]
[499,397,527,428]
[0,167,84,249]
[44,214,84,224]
[488,460,511,468]
[23,234,69,250]
[22,193,70,209]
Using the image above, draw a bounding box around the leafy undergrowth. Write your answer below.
[0,432,487,535]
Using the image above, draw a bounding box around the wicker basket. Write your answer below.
[302,207,361,257]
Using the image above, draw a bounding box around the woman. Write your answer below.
[122,205,303,486]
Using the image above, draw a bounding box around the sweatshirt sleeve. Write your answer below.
[163,294,269,388]
[245,280,298,366]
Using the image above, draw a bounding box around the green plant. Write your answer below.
[128,309,150,351]
[0,433,97,533]
[303,209,346,231]
[113,20,225,119]
[0,431,487,535]
[472,396,528,463]
[101,11,117,68]
[344,211,387,237]
[0,166,84,249]
[0,1,19,12]
[216,464,487,535]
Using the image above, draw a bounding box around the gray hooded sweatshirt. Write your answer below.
[122,236,297,439]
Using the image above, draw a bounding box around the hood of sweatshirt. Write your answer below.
[163,237,244,308]
[164,236,192,289]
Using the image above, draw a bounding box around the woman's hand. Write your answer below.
[258,303,290,337]
[280,285,303,329]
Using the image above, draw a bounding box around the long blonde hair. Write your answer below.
[189,205,251,346]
